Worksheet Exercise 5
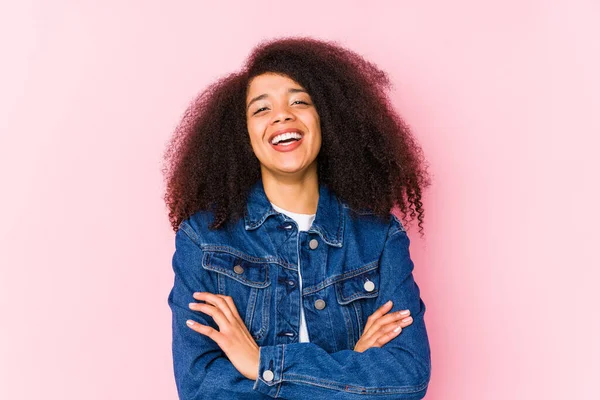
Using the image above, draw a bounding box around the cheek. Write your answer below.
[299,111,320,131]
[310,117,322,140]
[246,121,261,143]
[246,124,269,156]
[309,112,321,131]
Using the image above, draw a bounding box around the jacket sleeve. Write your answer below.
[253,222,432,399]
[167,222,270,400]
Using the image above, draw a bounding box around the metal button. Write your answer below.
[287,280,295,287]
[233,264,244,274]
[314,299,326,310]
[309,238,319,249]
[364,279,375,292]
[263,369,274,382]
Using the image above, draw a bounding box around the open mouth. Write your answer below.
[270,131,304,146]
[269,132,304,152]
[273,137,301,146]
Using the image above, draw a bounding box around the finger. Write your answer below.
[363,308,410,340]
[381,318,409,335]
[357,322,400,352]
[218,295,258,343]
[193,292,235,323]
[398,315,413,327]
[374,325,403,347]
[189,301,231,331]
[185,319,224,343]
[363,300,394,333]
[218,295,242,321]
[371,310,412,332]
[369,320,406,348]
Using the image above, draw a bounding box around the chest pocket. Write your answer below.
[202,251,271,341]
[334,263,380,349]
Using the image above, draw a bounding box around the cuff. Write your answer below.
[253,344,285,397]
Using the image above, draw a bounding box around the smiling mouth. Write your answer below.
[270,131,304,145]
[273,137,301,146]
[269,134,304,152]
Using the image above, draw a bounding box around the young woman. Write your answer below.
[164,37,432,399]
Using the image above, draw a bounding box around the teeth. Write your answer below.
[271,132,302,145]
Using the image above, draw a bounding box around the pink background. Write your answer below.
[1,1,599,398]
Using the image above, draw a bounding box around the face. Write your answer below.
[246,73,322,178]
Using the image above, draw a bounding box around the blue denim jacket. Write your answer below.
[168,178,431,399]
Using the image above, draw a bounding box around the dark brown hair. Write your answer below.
[162,36,431,235]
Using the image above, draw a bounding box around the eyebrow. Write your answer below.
[246,88,308,111]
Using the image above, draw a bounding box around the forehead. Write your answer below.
[246,73,305,99]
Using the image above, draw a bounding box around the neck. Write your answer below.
[261,164,319,214]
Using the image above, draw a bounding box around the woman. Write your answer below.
[164,37,432,399]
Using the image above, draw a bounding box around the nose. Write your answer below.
[270,105,295,124]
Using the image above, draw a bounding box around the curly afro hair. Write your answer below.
[162,36,431,235]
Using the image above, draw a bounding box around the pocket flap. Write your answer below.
[202,251,271,288]
[335,264,380,305]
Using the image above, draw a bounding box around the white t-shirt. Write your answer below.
[270,202,315,343]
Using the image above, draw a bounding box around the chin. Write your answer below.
[269,163,306,174]
[278,167,305,174]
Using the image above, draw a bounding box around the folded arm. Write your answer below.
[168,223,271,400]
[253,226,431,399]
[168,219,431,399]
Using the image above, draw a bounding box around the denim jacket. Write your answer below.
[168,178,431,399]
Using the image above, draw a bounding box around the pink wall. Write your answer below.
[1,1,598,398]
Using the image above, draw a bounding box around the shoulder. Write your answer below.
[340,203,406,244]
[177,209,218,245]
[388,212,407,236]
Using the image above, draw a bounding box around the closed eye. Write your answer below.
[252,101,309,116]
[252,107,268,115]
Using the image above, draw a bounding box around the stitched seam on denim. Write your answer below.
[245,209,279,230]
[253,285,270,340]
[340,301,353,349]
[202,252,221,295]
[335,273,381,303]
[203,252,269,339]
[282,373,429,394]
[390,214,407,234]
[201,245,297,270]
[327,298,339,353]
[303,261,378,295]
[389,228,408,239]
[308,226,340,247]
[217,273,223,296]
[342,203,377,215]
[275,344,284,397]
[337,288,379,304]
[352,301,363,345]
[201,265,270,288]
[308,199,344,247]
[179,221,200,244]
[202,252,271,288]
[246,287,257,335]
[305,198,344,247]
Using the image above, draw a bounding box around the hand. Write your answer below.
[186,292,260,380]
[353,300,413,353]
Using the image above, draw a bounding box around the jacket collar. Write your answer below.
[244,177,344,247]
